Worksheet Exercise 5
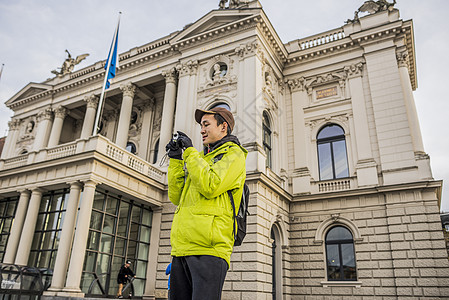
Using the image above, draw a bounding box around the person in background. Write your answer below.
[117,260,135,298]
[165,262,172,299]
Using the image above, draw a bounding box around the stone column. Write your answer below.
[45,182,82,294]
[61,180,97,296]
[1,119,21,159]
[157,68,177,161]
[115,83,137,149]
[80,95,99,139]
[14,188,43,266]
[33,108,53,151]
[287,77,312,193]
[3,189,31,264]
[138,99,155,161]
[345,62,378,186]
[47,106,68,148]
[143,208,162,298]
[397,51,425,154]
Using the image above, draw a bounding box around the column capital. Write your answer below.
[17,189,31,196]
[120,82,137,98]
[84,94,99,109]
[8,119,21,130]
[37,108,54,122]
[176,60,199,77]
[162,68,177,84]
[396,51,409,68]
[344,62,364,78]
[286,77,306,92]
[234,40,260,58]
[54,106,68,119]
[67,181,83,189]
[82,179,98,189]
[30,187,45,195]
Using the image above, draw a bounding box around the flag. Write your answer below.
[104,16,120,89]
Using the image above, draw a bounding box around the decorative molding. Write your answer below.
[314,214,363,245]
[305,71,347,96]
[396,51,409,68]
[8,119,21,131]
[162,68,177,84]
[286,77,306,92]
[176,59,199,77]
[234,40,260,58]
[37,108,53,122]
[54,106,68,119]
[84,94,99,109]
[120,82,137,98]
[344,62,364,78]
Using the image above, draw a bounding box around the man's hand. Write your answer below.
[177,131,193,149]
[166,139,183,160]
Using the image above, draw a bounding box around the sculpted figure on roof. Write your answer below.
[51,49,89,77]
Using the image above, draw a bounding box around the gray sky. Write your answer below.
[1,0,448,211]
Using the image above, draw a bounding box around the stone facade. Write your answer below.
[0,1,447,299]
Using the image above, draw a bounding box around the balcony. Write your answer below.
[0,135,166,183]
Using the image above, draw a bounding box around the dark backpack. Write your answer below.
[228,183,250,246]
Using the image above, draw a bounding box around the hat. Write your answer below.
[126,260,132,264]
[195,107,235,132]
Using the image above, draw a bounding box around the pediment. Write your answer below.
[5,83,52,107]
[171,9,260,43]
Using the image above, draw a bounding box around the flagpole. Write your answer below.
[0,64,4,83]
[93,12,121,136]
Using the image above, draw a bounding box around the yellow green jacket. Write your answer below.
[168,138,247,267]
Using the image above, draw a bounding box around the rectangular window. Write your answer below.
[0,197,18,262]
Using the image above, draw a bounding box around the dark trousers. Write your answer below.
[170,255,228,300]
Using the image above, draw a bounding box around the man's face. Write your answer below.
[200,114,227,145]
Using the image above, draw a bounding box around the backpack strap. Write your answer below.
[228,190,237,241]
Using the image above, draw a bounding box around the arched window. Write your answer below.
[271,225,283,299]
[317,124,349,180]
[126,142,137,154]
[263,112,272,169]
[325,226,357,281]
[210,102,231,111]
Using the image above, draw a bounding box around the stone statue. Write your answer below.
[358,0,396,15]
[213,63,221,81]
[51,50,89,76]
[219,0,228,9]
[26,121,34,133]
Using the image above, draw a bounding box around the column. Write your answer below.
[80,95,99,139]
[1,119,20,159]
[157,68,177,161]
[47,106,68,148]
[173,60,199,145]
[33,108,53,151]
[397,51,425,154]
[143,208,162,298]
[3,190,31,264]
[287,77,312,193]
[138,99,155,161]
[14,188,43,266]
[115,83,137,149]
[45,182,82,294]
[61,180,97,296]
[345,62,378,186]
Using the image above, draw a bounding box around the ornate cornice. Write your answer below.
[120,82,137,98]
[162,68,177,84]
[344,62,364,78]
[84,94,99,109]
[54,106,68,119]
[176,60,199,77]
[37,108,54,122]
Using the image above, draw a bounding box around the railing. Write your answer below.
[3,155,28,169]
[0,263,52,298]
[298,27,345,50]
[318,178,351,192]
[47,142,77,160]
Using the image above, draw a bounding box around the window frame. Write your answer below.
[317,124,349,180]
[325,226,357,281]
[263,111,272,169]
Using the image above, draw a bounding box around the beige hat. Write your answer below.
[195,107,235,132]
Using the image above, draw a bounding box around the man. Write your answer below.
[116,260,135,298]
[166,107,247,300]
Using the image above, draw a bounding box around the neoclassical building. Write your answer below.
[1,1,448,299]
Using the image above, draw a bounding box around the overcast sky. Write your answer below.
[1,0,448,211]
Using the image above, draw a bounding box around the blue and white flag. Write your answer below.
[104,16,120,89]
